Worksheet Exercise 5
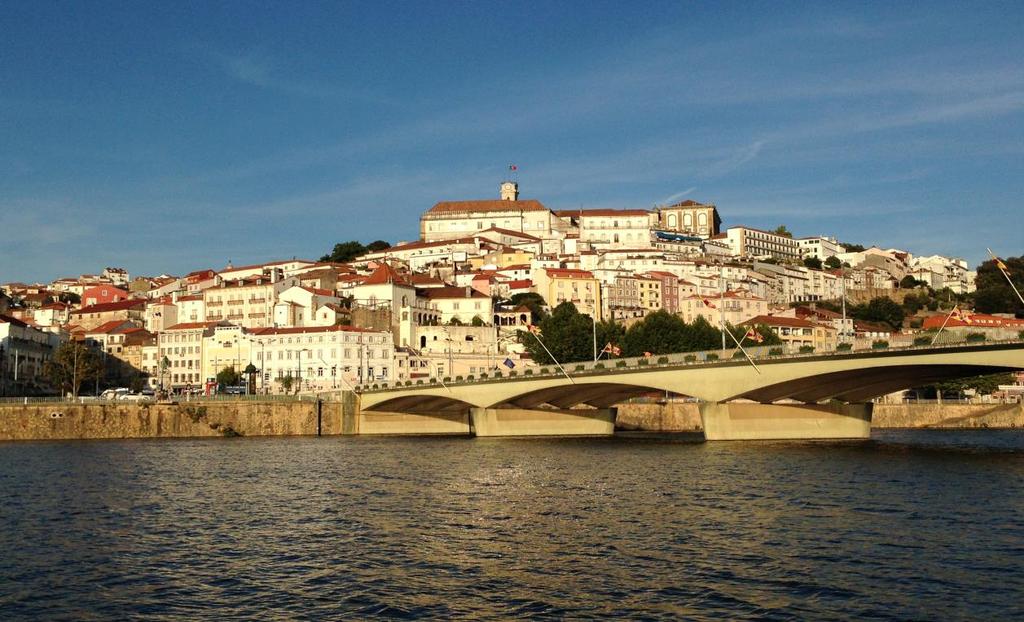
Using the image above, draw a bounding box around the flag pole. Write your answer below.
[988,248,1024,306]
[930,307,958,346]
[726,327,760,374]
[410,347,450,392]
[528,330,575,384]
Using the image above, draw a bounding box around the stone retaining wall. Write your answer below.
[0,399,354,441]
[616,402,1024,431]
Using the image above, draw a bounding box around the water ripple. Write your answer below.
[1,430,1023,620]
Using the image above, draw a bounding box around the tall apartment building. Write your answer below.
[725,226,801,261]
[203,274,299,328]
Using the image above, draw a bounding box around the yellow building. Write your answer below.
[656,199,721,238]
[534,268,602,319]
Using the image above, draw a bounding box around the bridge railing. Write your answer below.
[358,336,1024,393]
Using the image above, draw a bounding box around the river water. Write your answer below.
[1,430,1023,620]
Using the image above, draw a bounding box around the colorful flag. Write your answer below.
[996,258,1009,271]
[950,306,973,324]
[701,298,716,309]
[509,164,518,171]
[643,351,653,358]
[743,328,764,343]
[527,324,542,336]
[612,345,622,356]
[602,343,622,356]
[503,358,516,369]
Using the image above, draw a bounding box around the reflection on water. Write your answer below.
[2,430,1024,620]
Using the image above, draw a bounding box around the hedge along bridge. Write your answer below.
[357,340,1024,440]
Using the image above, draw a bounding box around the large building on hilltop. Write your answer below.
[420,182,563,243]
[655,200,721,239]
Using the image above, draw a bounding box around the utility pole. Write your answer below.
[720,262,726,351]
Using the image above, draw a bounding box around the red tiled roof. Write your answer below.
[425,199,547,215]
[421,286,490,299]
[743,315,822,328]
[360,263,410,286]
[0,314,29,327]
[554,208,651,217]
[479,226,541,241]
[249,324,383,336]
[165,321,223,331]
[504,279,533,289]
[299,286,336,297]
[72,299,146,315]
[545,268,595,279]
[921,313,1024,329]
[86,320,136,334]
[387,237,478,252]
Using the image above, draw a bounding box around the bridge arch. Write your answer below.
[726,363,1021,404]
[488,381,686,410]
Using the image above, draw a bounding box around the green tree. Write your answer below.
[841,242,866,252]
[470,315,485,327]
[622,311,690,356]
[509,292,548,323]
[320,241,367,263]
[732,323,783,347]
[824,256,842,270]
[43,341,103,397]
[365,240,391,252]
[803,256,823,270]
[278,373,295,393]
[899,275,923,289]
[217,365,241,387]
[973,255,1024,315]
[517,302,592,364]
[595,320,626,355]
[772,225,793,238]
[850,296,905,330]
[917,373,1016,398]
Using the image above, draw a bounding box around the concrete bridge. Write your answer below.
[358,341,1024,440]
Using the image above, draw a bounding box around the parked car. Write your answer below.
[118,393,152,402]
[100,388,130,401]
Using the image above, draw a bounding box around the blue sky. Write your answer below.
[2,1,1022,282]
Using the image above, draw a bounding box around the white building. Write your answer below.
[797,236,843,261]
[249,325,394,392]
[419,182,564,243]
[725,227,801,261]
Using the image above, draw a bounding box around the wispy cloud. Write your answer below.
[198,47,392,105]
[696,141,766,179]
[661,187,696,204]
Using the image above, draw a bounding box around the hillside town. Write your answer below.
[2,181,1022,398]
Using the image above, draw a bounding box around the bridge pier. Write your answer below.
[470,407,615,437]
[699,402,872,441]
